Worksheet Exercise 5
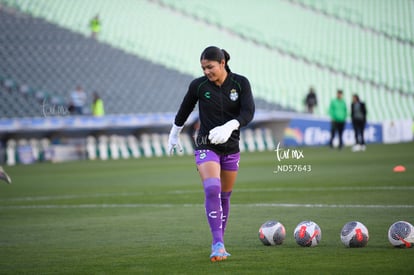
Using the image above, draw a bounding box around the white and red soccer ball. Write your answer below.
[340,221,369,248]
[294,221,321,247]
[258,220,286,246]
[388,221,414,248]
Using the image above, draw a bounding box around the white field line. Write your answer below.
[1,186,413,202]
[0,203,413,210]
[1,193,146,202]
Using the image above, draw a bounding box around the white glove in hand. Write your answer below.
[208,119,240,144]
[168,124,184,155]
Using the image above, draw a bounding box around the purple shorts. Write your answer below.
[194,150,240,171]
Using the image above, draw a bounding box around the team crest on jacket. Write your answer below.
[229,89,238,101]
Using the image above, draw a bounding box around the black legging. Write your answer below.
[330,121,345,148]
[352,120,366,145]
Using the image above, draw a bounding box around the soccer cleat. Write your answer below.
[210,242,230,262]
[0,166,11,184]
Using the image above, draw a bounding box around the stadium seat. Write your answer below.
[127,135,141,158]
[86,136,97,160]
[98,135,109,160]
[109,135,120,160]
[6,139,16,166]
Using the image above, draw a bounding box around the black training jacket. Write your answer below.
[174,72,255,155]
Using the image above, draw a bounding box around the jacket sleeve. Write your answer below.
[236,76,255,127]
[174,80,199,127]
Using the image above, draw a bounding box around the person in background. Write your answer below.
[0,166,11,184]
[69,85,87,115]
[91,92,105,116]
[167,46,255,262]
[305,86,317,114]
[351,94,367,152]
[89,14,101,39]
[329,89,347,149]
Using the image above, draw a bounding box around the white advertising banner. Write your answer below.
[382,120,413,144]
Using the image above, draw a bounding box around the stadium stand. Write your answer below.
[0,0,413,122]
[0,0,414,121]
[0,4,284,118]
[156,0,414,95]
[0,8,196,117]
[290,0,414,45]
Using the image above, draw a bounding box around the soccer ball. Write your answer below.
[258,220,286,246]
[388,221,414,248]
[340,221,369,248]
[294,221,321,247]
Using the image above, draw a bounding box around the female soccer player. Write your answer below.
[168,46,255,262]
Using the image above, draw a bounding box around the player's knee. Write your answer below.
[205,185,220,199]
[203,178,221,199]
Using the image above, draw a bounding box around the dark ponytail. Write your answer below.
[200,46,231,73]
[221,49,231,73]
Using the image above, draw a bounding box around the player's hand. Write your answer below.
[168,124,184,155]
[208,119,240,144]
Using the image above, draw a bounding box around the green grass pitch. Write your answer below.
[0,142,413,274]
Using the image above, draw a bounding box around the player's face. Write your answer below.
[201,59,226,85]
